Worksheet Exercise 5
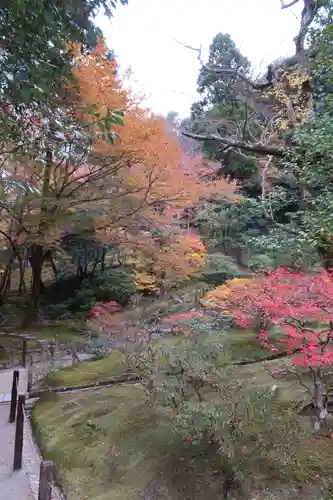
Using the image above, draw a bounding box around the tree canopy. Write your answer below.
[0,0,128,104]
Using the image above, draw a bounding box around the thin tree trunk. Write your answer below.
[24,246,44,326]
[23,150,52,326]
[101,248,106,271]
[0,257,15,303]
[311,367,328,431]
[18,255,26,295]
[50,257,57,279]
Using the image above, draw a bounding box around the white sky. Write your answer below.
[97,0,303,118]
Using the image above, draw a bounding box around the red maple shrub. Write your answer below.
[90,301,122,318]
[225,268,333,428]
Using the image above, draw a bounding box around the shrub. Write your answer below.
[142,334,305,492]
[82,268,135,306]
[200,277,253,311]
[202,253,248,285]
[134,270,160,294]
[44,267,135,317]
[248,253,274,272]
[172,389,305,482]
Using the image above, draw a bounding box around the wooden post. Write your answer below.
[55,334,59,353]
[71,346,79,364]
[27,361,33,393]
[38,460,54,500]
[22,339,27,367]
[9,370,19,423]
[49,342,55,359]
[13,394,25,470]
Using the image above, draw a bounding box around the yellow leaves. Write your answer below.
[265,67,312,134]
[127,176,138,188]
[133,270,159,293]
[283,69,310,90]
[123,230,206,292]
[185,237,206,267]
[275,118,290,133]
[187,250,205,265]
[201,277,252,310]
[168,232,206,280]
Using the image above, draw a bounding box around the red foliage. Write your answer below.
[227,268,333,368]
[90,301,122,318]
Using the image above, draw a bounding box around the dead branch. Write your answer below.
[173,37,287,157]
[261,155,273,211]
[280,0,300,8]
[172,37,274,90]
[280,359,313,396]
[280,1,322,60]
[295,1,320,60]
[181,130,285,157]
[203,65,274,91]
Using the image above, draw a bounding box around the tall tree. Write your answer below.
[0,42,237,324]
[180,1,333,271]
[186,33,262,192]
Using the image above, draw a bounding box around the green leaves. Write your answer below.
[96,108,124,144]
[0,0,129,104]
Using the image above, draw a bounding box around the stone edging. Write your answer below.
[23,412,41,500]
[24,398,64,500]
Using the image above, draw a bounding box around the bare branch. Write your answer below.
[279,359,313,395]
[171,37,202,56]
[171,37,274,90]
[295,1,320,60]
[203,65,274,91]
[280,1,322,60]
[261,155,273,210]
[181,130,285,157]
[280,0,300,8]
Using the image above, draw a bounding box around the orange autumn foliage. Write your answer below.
[117,229,206,292]
[0,45,237,295]
[72,45,238,215]
[201,278,254,312]
[67,46,239,289]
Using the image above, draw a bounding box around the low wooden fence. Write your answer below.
[0,333,84,389]
[0,333,51,370]
[8,370,64,500]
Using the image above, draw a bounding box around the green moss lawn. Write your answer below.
[32,328,333,500]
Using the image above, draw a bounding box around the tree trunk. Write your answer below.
[101,248,106,271]
[311,367,328,431]
[50,257,57,279]
[0,259,14,304]
[23,150,52,326]
[23,246,44,326]
[18,256,26,295]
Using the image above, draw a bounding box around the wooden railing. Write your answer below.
[0,333,51,370]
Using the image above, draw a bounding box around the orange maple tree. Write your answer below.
[0,41,239,323]
[70,43,238,289]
